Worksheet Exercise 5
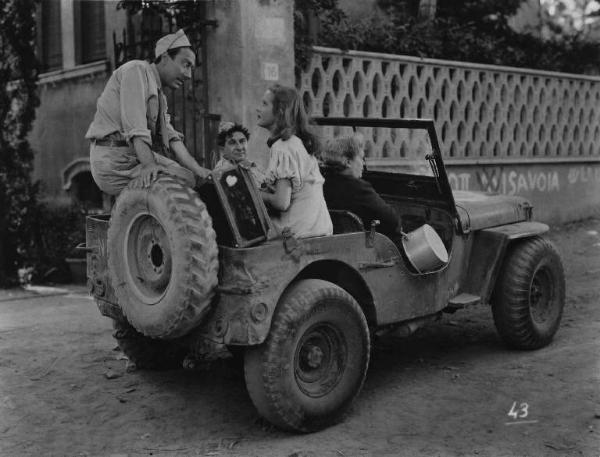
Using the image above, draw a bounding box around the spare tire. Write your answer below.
[107,176,218,339]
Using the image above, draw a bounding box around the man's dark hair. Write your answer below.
[217,123,250,147]
[152,46,193,64]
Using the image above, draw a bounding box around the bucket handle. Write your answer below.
[75,242,96,254]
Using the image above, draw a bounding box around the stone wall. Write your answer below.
[30,64,109,201]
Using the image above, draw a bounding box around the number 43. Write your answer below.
[508,401,529,419]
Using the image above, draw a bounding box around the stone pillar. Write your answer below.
[205,0,294,165]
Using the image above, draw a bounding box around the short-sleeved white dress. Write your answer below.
[264,135,333,238]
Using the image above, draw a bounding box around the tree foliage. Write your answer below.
[297,0,600,74]
[0,0,40,286]
[116,0,211,36]
[294,0,346,72]
[541,0,600,37]
[434,0,523,21]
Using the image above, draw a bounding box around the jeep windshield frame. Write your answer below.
[312,117,458,218]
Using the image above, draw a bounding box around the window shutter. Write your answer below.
[80,0,106,64]
[41,0,62,71]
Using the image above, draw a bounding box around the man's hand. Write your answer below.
[131,164,166,189]
[196,166,211,180]
[170,140,211,181]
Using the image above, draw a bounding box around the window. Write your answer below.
[78,0,106,64]
[38,0,63,72]
[69,171,104,209]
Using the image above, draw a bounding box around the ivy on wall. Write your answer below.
[0,0,40,286]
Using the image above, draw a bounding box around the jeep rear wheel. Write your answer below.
[244,279,370,432]
[112,319,186,370]
[492,236,565,350]
[108,176,218,339]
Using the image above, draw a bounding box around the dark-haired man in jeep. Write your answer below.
[85,29,210,196]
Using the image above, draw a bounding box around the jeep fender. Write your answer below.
[295,259,376,324]
[204,258,374,347]
[463,222,549,304]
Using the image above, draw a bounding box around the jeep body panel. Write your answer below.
[213,217,549,346]
[454,191,533,232]
[205,226,474,345]
[483,221,549,239]
[85,214,122,320]
[461,221,550,304]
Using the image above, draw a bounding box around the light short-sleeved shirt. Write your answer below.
[264,135,333,238]
[85,60,182,147]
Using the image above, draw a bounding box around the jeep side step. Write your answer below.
[444,293,481,313]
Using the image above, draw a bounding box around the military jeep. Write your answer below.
[85,117,565,432]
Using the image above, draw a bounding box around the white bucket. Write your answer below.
[402,224,449,273]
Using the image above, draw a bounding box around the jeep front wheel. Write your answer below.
[244,279,370,432]
[492,236,565,350]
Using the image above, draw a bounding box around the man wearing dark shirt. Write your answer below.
[321,136,402,238]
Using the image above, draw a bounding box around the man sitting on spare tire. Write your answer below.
[85,29,210,195]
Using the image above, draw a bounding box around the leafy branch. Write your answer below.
[0,0,40,286]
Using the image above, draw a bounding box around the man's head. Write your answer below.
[321,136,365,178]
[154,29,195,90]
[217,122,250,163]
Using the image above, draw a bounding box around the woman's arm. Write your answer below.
[261,179,292,211]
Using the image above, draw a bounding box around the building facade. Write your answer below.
[30,0,294,208]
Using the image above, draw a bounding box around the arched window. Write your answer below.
[69,171,103,208]
[62,158,104,210]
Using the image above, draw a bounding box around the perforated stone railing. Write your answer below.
[298,46,600,163]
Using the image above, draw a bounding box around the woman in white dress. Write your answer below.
[256,84,333,238]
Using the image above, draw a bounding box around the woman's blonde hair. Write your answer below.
[321,136,362,172]
[268,84,319,155]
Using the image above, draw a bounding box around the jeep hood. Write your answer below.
[453,190,533,232]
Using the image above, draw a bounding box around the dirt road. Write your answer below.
[1,218,599,457]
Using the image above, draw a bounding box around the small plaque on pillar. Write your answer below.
[263,62,279,81]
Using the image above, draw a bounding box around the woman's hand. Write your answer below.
[261,179,292,211]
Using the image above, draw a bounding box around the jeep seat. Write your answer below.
[329,210,365,234]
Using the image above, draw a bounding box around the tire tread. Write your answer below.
[492,236,565,350]
[108,176,219,339]
[244,279,370,432]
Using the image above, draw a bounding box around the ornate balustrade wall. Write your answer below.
[299,46,600,163]
[297,46,600,223]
